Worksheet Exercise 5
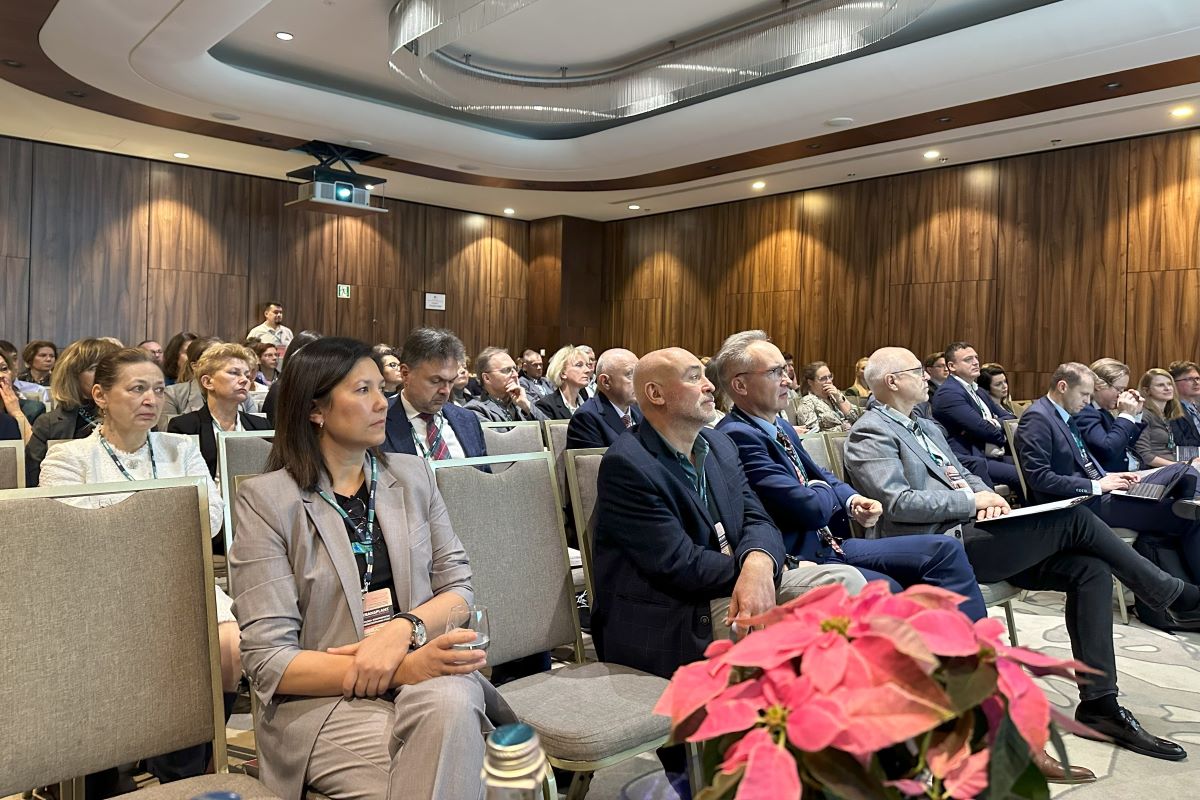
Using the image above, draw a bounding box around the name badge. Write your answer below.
[944,465,970,490]
[714,521,733,556]
[362,588,394,636]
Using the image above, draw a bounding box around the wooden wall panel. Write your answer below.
[1,257,30,342]
[148,162,252,276]
[336,286,422,348]
[1128,129,1200,272]
[337,198,425,289]
[527,217,563,352]
[147,271,248,344]
[559,216,603,350]
[1127,270,1200,375]
[0,138,32,259]
[889,280,997,363]
[28,144,148,345]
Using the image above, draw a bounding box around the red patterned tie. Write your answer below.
[418,413,451,460]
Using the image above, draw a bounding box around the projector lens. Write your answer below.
[334,182,353,201]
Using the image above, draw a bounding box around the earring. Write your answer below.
[318,419,324,429]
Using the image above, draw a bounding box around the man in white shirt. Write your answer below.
[246,302,294,352]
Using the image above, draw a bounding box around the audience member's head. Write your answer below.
[249,341,279,377]
[977,363,1009,403]
[51,338,122,410]
[22,339,57,380]
[194,343,257,407]
[800,360,836,397]
[1168,360,1200,404]
[0,340,17,368]
[943,341,980,381]
[1046,362,1095,414]
[0,347,17,393]
[864,347,928,410]
[475,346,521,402]
[633,347,715,432]
[280,330,322,371]
[782,351,797,385]
[162,332,199,381]
[705,358,730,413]
[923,351,948,385]
[180,336,222,382]
[399,328,466,414]
[852,356,870,389]
[371,345,402,393]
[520,349,544,378]
[1089,358,1131,411]
[714,330,789,420]
[579,345,596,370]
[138,340,164,366]
[268,337,388,491]
[259,301,284,328]
[546,345,592,391]
[91,347,165,432]
[1141,368,1183,420]
[594,348,639,409]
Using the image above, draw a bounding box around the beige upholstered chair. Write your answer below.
[432,452,687,800]
[0,439,24,489]
[543,419,572,499]
[217,430,274,558]
[825,430,849,481]
[565,447,607,600]
[798,431,834,476]
[480,420,545,457]
[0,477,278,799]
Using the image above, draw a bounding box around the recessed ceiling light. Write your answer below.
[503,208,515,215]
[173,152,190,159]
[1105,81,1122,90]
[627,204,641,210]
[365,184,374,191]
[275,31,294,41]
[211,111,240,121]
[1170,105,1195,119]
[936,116,952,123]
[751,180,766,190]
[923,150,941,160]
[825,116,854,127]
[348,139,372,148]
[1,59,23,68]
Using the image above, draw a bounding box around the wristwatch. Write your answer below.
[392,612,427,649]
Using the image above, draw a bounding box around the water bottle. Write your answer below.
[484,722,549,799]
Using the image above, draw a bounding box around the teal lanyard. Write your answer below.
[99,432,158,480]
[317,455,379,595]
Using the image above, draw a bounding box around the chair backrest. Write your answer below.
[1011,400,1031,417]
[0,439,24,489]
[544,419,572,499]
[1002,419,1030,501]
[217,430,275,558]
[825,431,849,481]
[565,447,607,599]
[798,432,834,476]
[430,452,581,666]
[480,420,545,457]
[0,478,226,793]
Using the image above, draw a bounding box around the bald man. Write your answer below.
[566,348,642,449]
[846,346,1200,769]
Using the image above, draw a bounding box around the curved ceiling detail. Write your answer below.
[387,0,934,132]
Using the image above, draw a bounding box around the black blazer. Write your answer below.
[26,406,90,487]
[167,405,272,478]
[534,387,589,421]
[566,395,640,450]
[0,412,19,441]
[592,423,785,679]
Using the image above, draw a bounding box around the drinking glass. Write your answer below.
[446,603,490,652]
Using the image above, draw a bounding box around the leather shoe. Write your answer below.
[1172,499,1200,520]
[1075,705,1188,761]
[1031,749,1096,784]
[1166,601,1200,627]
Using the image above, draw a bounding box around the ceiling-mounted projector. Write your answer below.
[285,142,387,216]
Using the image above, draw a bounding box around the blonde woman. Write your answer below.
[1135,368,1187,468]
[535,344,592,419]
[843,356,871,398]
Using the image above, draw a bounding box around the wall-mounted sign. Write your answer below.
[424,292,447,310]
[336,284,352,299]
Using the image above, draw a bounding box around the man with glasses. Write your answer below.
[466,346,548,423]
[849,347,1200,770]
[1168,361,1200,448]
[712,331,986,620]
[924,351,948,395]
[931,341,1020,492]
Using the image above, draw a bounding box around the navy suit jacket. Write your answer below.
[716,410,855,560]
[566,395,641,450]
[931,377,1014,464]
[382,396,487,459]
[1013,396,1101,504]
[592,423,786,678]
[1075,403,1145,473]
[0,412,19,441]
[1170,409,1200,448]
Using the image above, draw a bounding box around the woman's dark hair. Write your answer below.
[280,329,323,371]
[180,337,221,382]
[22,339,57,366]
[800,361,829,396]
[162,332,199,380]
[267,337,387,491]
[371,345,397,375]
[93,348,162,392]
[977,363,1008,394]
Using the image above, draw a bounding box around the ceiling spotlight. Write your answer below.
[211,111,240,121]
[751,180,767,190]
[1170,105,1195,119]
[627,204,641,210]
[1,59,23,68]
[173,152,190,159]
[275,31,294,41]
[1105,81,1122,90]
[503,208,516,215]
[923,150,941,160]
[825,116,854,127]
[365,184,374,191]
[936,116,952,123]
[939,157,949,164]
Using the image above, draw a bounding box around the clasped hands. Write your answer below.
[326,619,486,699]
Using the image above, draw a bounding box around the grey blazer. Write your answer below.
[844,406,987,538]
[230,453,491,800]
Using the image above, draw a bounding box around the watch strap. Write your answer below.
[392,612,426,648]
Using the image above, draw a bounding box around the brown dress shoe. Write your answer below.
[1031,749,1097,784]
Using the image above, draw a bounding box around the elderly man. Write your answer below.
[138,340,164,366]
[465,347,548,423]
[566,348,642,449]
[848,347,1200,768]
[931,341,1020,490]
[518,349,553,400]
[383,328,486,460]
[712,331,985,620]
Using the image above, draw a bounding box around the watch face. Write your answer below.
[411,619,427,646]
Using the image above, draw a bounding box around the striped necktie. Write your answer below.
[774,424,843,555]
[417,413,451,460]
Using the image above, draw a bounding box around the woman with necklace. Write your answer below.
[39,347,241,786]
[230,337,512,800]
[535,344,592,419]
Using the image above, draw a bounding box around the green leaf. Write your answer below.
[942,661,998,715]
[987,714,1048,799]
[696,765,743,800]
[805,749,892,800]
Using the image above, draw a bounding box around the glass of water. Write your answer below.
[446,603,490,652]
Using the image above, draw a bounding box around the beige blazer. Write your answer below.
[230,453,496,800]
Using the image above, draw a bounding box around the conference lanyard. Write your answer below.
[317,454,379,595]
[99,432,158,480]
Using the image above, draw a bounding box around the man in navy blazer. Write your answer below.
[382,328,486,459]
[1015,362,1200,582]
[1075,360,1146,473]
[566,348,641,450]
[1169,361,1200,447]
[932,342,1020,490]
[711,331,986,620]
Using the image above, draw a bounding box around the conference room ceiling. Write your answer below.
[1,0,1199,220]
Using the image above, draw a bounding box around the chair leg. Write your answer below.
[564,770,593,800]
[686,741,706,794]
[1114,578,1129,625]
[542,767,559,800]
[1003,601,1019,647]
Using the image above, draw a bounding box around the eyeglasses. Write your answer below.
[888,366,926,378]
[1176,376,1200,384]
[816,374,835,383]
[486,366,518,376]
[734,366,787,382]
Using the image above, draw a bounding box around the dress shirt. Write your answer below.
[401,393,466,460]
[608,397,633,426]
[741,411,854,515]
[880,406,975,501]
[1051,399,1102,495]
[246,323,294,349]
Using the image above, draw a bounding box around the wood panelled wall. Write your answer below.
[0,138,528,355]
[602,129,1200,400]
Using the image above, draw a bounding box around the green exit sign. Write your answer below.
[336,284,352,299]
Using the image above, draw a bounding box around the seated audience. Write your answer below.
[1134,368,1185,468]
[1169,360,1200,448]
[26,337,121,486]
[262,330,322,426]
[534,345,592,419]
[162,331,198,386]
[230,337,513,800]
[931,341,1019,490]
[250,341,280,387]
[592,346,864,795]
[712,331,985,620]
[0,349,42,442]
[566,347,641,449]
[924,350,949,395]
[1076,358,1145,472]
[39,347,240,784]
[843,356,870,398]
[384,328,485,459]
[451,359,472,406]
[579,344,598,395]
[978,362,1015,414]
[518,349,553,400]
[466,347,549,422]
[245,300,294,351]
[0,340,17,371]
[849,347,1200,767]
[19,340,57,386]
[159,337,259,430]
[790,360,861,431]
[138,339,164,367]
[372,345,402,399]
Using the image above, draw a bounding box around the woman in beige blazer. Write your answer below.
[230,337,512,800]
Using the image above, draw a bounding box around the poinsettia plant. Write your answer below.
[654,582,1095,800]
